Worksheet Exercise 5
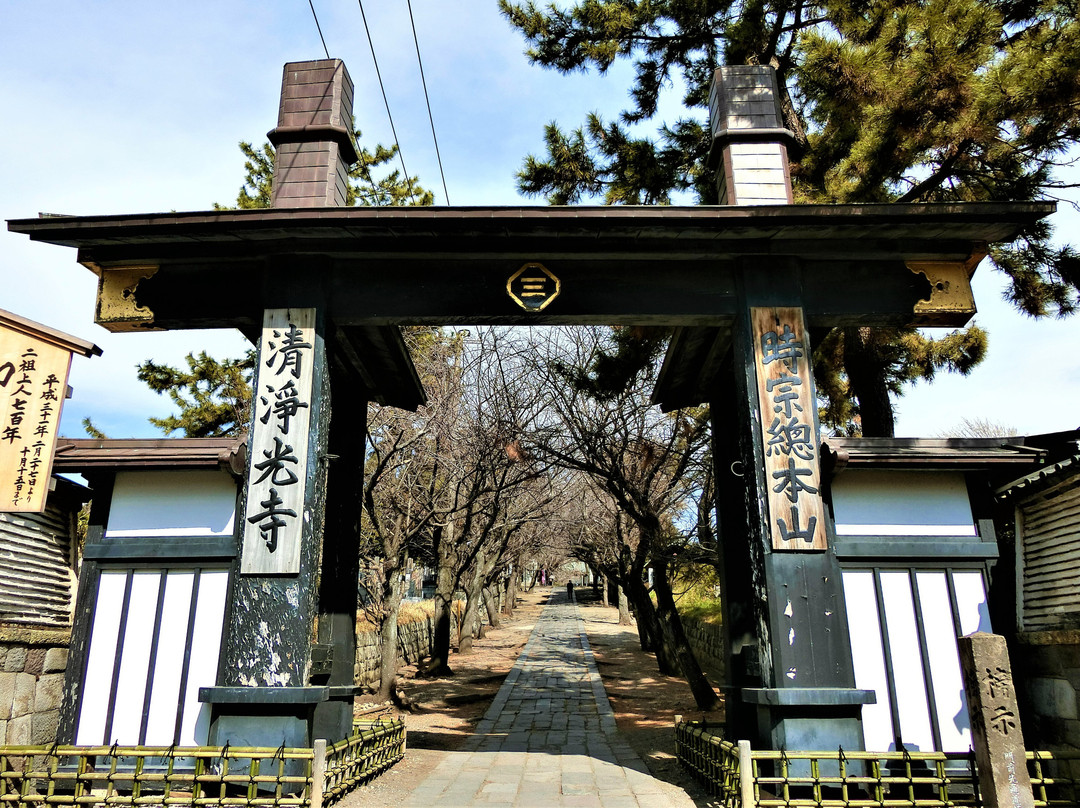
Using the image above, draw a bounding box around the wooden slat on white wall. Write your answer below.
[0,503,75,627]
[1019,476,1080,630]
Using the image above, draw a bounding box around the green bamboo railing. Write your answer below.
[0,717,405,807]
[675,720,1080,808]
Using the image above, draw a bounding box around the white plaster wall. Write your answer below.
[831,470,976,537]
[104,470,237,538]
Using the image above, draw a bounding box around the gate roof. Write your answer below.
[9,201,1053,410]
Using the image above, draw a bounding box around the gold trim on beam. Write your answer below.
[907,247,985,326]
[95,266,162,332]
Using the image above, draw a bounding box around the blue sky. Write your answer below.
[2,1,1077,439]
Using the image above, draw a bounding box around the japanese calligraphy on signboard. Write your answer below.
[0,333,70,513]
[751,307,827,551]
[0,311,98,513]
[242,308,316,575]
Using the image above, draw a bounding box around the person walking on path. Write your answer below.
[402,586,695,808]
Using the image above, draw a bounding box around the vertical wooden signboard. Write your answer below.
[750,307,827,550]
[242,308,316,575]
[0,326,75,513]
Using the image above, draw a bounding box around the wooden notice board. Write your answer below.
[750,307,828,551]
[241,308,316,575]
[0,325,77,513]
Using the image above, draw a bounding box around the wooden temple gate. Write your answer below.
[8,59,1054,756]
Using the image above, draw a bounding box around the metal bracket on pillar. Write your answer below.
[309,643,334,677]
[93,265,161,332]
[907,247,985,326]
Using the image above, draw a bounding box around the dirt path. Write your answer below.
[344,586,724,807]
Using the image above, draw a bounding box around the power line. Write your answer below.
[405,0,450,205]
[356,0,418,203]
[307,0,331,59]
[304,2,385,204]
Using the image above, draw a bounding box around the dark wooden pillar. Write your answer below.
[717,261,873,753]
[222,307,330,690]
[205,60,364,746]
[705,64,873,752]
[312,361,367,741]
[710,354,772,735]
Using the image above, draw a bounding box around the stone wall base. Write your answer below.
[1014,629,1080,751]
[0,627,71,746]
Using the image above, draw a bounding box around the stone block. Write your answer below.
[0,672,16,720]
[7,714,31,745]
[31,709,59,745]
[1027,676,1078,720]
[1017,646,1064,678]
[43,647,67,673]
[4,647,26,673]
[1039,716,1080,748]
[959,633,1034,808]
[12,673,35,718]
[35,674,65,713]
[24,648,45,677]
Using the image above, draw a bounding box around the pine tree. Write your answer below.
[500,0,1080,434]
[213,128,434,210]
[136,351,255,438]
[140,134,435,437]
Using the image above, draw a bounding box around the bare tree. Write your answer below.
[412,328,554,673]
[526,327,720,710]
[939,417,1019,439]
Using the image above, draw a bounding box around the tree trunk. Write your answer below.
[617,584,632,626]
[484,585,502,628]
[458,555,487,655]
[503,568,519,616]
[843,326,895,437]
[625,575,677,675]
[652,558,719,710]
[375,573,404,702]
[425,529,456,677]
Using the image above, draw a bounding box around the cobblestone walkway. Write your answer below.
[403,588,695,807]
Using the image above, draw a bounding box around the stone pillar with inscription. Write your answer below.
[959,633,1035,808]
[708,67,874,756]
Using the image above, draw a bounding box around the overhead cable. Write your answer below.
[356,0,419,202]
[307,0,331,59]
[406,0,450,205]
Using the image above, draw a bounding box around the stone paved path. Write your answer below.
[403,587,696,808]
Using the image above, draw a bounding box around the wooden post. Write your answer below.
[309,739,327,808]
[738,739,755,808]
[958,633,1034,808]
[225,306,329,688]
[717,263,868,757]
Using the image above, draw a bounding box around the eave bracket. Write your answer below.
[95,265,162,332]
[907,247,985,326]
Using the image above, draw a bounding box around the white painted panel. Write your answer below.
[953,571,991,634]
[880,572,935,752]
[110,572,161,743]
[915,572,971,752]
[143,572,195,745]
[832,471,976,537]
[179,571,229,746]
[76,572,127,745]
[842,571,894,752]
[105,471,236,538]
